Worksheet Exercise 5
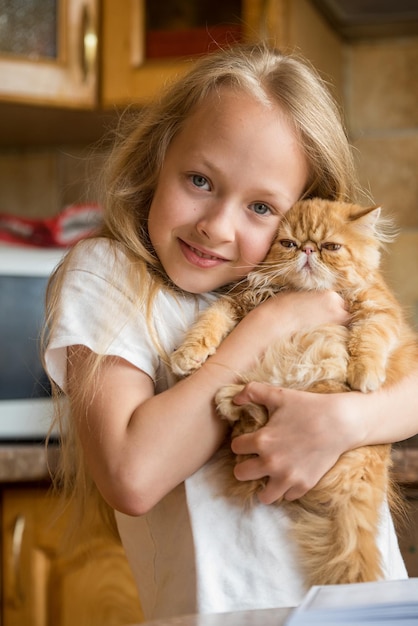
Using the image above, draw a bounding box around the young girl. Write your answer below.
[44,43,417,619]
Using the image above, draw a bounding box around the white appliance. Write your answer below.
[0,243,65,440]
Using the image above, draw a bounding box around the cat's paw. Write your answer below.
[347,361,386,392]
[170,343,216,377]
[216,384,269,433]
[215,384,246,424]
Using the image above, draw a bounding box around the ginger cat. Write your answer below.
[170,198,418,587]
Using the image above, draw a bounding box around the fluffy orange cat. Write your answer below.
[170,198,418,587]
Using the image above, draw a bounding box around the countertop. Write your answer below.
[0,442,417,486]
[0,442,60,482]
[137,607,293,626]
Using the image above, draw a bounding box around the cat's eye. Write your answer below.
[191,174,210,190]
[322,242,341,251]
[280,239,297,249]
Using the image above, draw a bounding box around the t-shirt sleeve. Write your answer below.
[44,239,159,392]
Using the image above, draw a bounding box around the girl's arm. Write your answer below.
[67,290,348,516]
[231,371,418,504]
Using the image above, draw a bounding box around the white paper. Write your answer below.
[286,578,418,625]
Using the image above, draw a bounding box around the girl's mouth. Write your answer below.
[178,239,228,268]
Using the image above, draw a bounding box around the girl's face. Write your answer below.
[148,88,309,294]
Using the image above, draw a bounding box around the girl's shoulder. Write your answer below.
[65,237,218,312]
[66,236,129,275]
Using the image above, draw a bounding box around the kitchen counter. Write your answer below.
[0,442,417,485]
[139,607,293,626]
[0,442,60,482]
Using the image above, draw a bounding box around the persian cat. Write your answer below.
[170,198,418,587]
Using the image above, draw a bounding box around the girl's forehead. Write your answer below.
[177,88,290,146]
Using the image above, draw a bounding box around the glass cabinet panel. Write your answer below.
[145,0,243,58]
[0,0,98,108]
[0,0,57,59]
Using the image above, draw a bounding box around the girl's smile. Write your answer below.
[148,88,309,294]
[178,239,229,268]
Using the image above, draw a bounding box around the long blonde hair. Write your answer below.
[44,41,361,533]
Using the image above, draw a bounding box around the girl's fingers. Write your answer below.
[232,381,283,412]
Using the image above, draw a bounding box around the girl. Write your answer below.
[44,43,417,619]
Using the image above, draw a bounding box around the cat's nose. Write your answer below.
[303,246,314,255]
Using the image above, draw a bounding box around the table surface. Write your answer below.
[135,607,293,626]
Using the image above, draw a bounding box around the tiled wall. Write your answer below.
[0,146,106,218]
[345,37,418,328]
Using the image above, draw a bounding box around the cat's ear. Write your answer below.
[350,205,381,227]
[350,205,397,243]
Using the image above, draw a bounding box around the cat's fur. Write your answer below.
[170,198,418,587]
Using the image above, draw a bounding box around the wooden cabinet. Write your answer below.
[398,489,418,578]
[101,0,344,108]
[0,0,344,112]
[0,0,98,108]
[101,0,288,107]
[1,486,143,626]
[1,0,282,110]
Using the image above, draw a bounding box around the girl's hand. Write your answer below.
[230,382,358,503]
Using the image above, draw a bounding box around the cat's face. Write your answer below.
[250,199,383,292]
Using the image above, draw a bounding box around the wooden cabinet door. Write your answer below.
[0,0,98,108]
[101,0,287,107]
[2,487,143,626]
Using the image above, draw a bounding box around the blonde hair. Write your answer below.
[45,41,361,533]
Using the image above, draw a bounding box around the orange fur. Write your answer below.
[170,198,418,586]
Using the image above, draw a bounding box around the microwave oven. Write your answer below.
[0,243,65,440]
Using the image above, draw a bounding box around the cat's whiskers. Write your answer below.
[247,262,291,292]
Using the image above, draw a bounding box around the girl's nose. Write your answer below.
[196,204,235,243]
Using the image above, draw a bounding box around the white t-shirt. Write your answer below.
[45,238,408,620]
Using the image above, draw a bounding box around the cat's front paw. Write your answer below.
[215,384,246,424]
[170,343,216,377]
[216,384,269,433]
[347,360,386,392]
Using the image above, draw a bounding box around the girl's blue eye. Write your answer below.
[191,174,209,189]
[251,202,271,216]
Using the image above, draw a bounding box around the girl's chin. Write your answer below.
[167,271,231,294]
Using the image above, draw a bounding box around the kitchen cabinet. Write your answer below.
[0,0,344,146]
[0,0,343,110]
[0,0,98,108]
[1,0,283,110]
[398,489,418,578]
[1,486,143,626]
[101,0,289,107]
[101,0,344,108]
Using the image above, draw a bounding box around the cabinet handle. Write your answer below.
[79,2,98,82]
[12,514,26,606]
